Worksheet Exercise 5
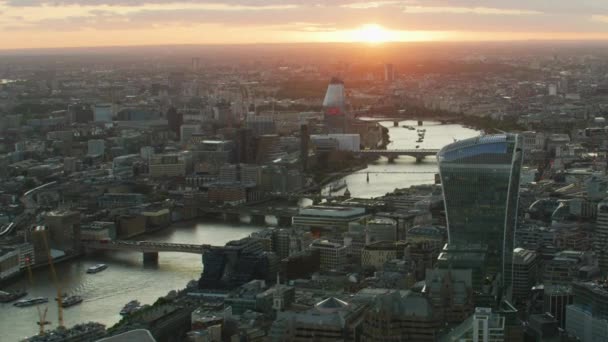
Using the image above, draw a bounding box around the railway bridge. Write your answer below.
[82,240,213,263]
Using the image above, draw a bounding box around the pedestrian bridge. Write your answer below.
[83,240,212,257]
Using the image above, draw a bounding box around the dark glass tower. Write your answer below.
[438,134,523,300]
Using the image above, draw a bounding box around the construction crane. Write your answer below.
[40,229,64,329]
[25,255,51,335]
[36,306,50,336]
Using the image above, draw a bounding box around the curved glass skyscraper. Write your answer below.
[438,134,523,300]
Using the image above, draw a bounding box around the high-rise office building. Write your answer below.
[384,63,395,82]
[595,201,608,274]
[192,57,201,72]
[167,107,183,139]
[300,124,309,172]
[323,77,348,133]
[438,134,523,302]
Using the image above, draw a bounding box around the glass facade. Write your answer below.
[438,134,523,300]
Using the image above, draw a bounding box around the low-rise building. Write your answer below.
[81,221,117,241]
[0,248,20,281]
[361,241,399,270]
[293,206,368,233]
[310,240,347,272]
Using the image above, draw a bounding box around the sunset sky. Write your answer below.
[2,0,608,49]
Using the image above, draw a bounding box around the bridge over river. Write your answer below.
[82,240,213,262]
[355,149,439,162]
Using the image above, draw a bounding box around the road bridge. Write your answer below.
[355,116,459,126]
[196,206,298,226]
[355,149,439,162]
[83,240,213,263]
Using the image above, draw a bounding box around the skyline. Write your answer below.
[1,1,608,50]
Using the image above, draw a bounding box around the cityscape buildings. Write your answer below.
[2,42,608,341]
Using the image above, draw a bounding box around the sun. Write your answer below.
[355,24,393,44]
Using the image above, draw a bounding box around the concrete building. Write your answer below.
[384,63,395,82]
[293,206,368,232]
[273,297,365,341]
[44,210,81,253]
[544,285,574,328]
[511,248,539,304]
[98,193,145,209]
[112,154,139,179]
[365,217,397,243]
[310,134,360,152]
[440,307,506,342]
[310,240,347,272]
[87,139,105,157]
[566,281,608,342]
[361,241,399,270]
[543,250,597,285]
[81,221,117,241]
[361,290,439,341]
[93,103,113,122]
[246,115,276,136]
[425,268,475,324]
[180,123,200,144]
[117,215,146,239]
[149,153,187,178]
[224,280,272,316]
[596,201,608,274]
[405,225,446,280]
[0,248,20,281]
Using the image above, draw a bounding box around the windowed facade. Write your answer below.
[438,134,523,300]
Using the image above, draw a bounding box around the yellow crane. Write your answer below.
[25,255,51,335]
[40,229,64,329]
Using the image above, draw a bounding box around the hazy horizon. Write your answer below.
[2,1,608,50]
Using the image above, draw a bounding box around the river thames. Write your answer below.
[1,120,478,341]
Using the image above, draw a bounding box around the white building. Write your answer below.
[293,206,368,231]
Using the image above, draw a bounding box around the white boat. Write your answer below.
[14,297,48,307]
[86,264,108,274]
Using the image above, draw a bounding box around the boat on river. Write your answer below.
[57,295,84,308]
[0,289,27,303]
[86,264,107,274]
[13,297,48,307]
